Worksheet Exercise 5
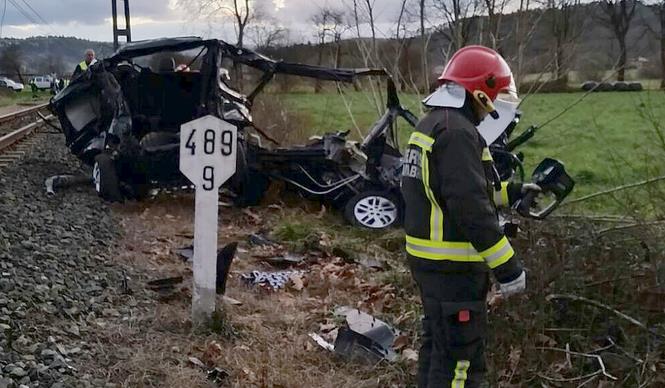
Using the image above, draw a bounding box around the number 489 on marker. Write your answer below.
[180,115,237,191]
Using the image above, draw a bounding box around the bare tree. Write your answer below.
[311,7,345,93]
[178,0,254,48]
[249,22,288,52]
[178,0,258,88]
[482,0,512,49]
[431,0,482,51]
[547,0,584,81]
[350,0,380,65]
[419,0,432,92]
[0,45,24,83]
[392,0,413,90]
[597,0,637,81]
[644,0,665,88]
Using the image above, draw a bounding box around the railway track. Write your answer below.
[0,102,54,170]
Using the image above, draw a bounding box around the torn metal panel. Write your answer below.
[333,307,400,363]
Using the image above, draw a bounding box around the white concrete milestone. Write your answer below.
[180,115,237,323]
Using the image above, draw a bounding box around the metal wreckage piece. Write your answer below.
[308,307,401,363]
[333,306,400,363]
[45,174,93,195]
[241,270,305,290]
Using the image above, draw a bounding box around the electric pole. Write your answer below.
[112,0,132,50]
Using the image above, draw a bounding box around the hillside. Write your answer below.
[0,36,113,78]
[0,0,659,83]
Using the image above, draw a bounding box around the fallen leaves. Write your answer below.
[289,273,305,291]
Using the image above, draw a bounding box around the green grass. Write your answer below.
[280,89,665,215]
[0,89,51,107]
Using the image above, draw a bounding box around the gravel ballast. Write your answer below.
[0,133,139,387]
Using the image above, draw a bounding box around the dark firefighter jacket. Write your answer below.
[401,104,523,283]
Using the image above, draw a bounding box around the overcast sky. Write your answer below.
[0,0,414,43]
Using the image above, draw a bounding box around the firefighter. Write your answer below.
[401,45,538,387]
[73,49,97,78]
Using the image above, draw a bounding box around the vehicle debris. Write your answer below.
[188,356,229,385]
[247,233,277,247]
[175,245,193,261]
[145,276,183,297]
[44,174,92,195]
[216,242,238,295]
[308,307,402,363]
[50,35,573,229]
[262,253,304,267]
[308,333,335,352]
[333,307,400,363]
[241,270,305,290]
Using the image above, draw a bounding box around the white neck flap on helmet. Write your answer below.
[422,82,519,145]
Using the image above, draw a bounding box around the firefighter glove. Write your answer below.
[499,270,526,297]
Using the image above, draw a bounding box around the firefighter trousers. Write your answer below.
[409,258,490,388]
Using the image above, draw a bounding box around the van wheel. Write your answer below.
[93,153,123,202]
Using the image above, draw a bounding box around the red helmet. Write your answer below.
[438,45,515,102]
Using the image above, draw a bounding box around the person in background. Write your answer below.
[73,49,97,78]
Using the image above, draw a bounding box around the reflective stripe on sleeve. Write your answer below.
[408,132,435,152]
[479,236,514,268]
[481,147,492,161]
[493,182,509,207]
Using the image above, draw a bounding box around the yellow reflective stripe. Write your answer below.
[481,147,492,161]
[493,182,509,207]
[405,236,483,262]
[420,151,444,241]
[408,132,434,151]
[452,360,470,388]
[479,236,515,269]
[79,61,87,71]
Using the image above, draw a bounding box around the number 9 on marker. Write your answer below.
[179,115,237,190]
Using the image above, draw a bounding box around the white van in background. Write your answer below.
[30,76,53,90]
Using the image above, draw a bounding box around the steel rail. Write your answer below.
[0,102,49,125]
[0,114,53,152]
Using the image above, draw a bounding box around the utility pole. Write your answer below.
[112,0,132,51]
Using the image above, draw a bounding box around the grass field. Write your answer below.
[0,88,51,107]
[278,89,665,215]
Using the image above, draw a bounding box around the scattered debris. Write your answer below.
[188,356,206,369]
[308,333,335,352]
[207,367,230,384]
[216,242,238,295]
[262,253,304,267]
[146,276,183,292]
[308,307,402,364]
[175,245,194,261]
[241,270,306,290]
[288,272,305,291]
[333,307,400,363]
[247,233,277,247]
[188,356,229,385]
[44,174,92,195]
[357,254,390,271]
[222,295,242,306]
[402,349,418,362]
